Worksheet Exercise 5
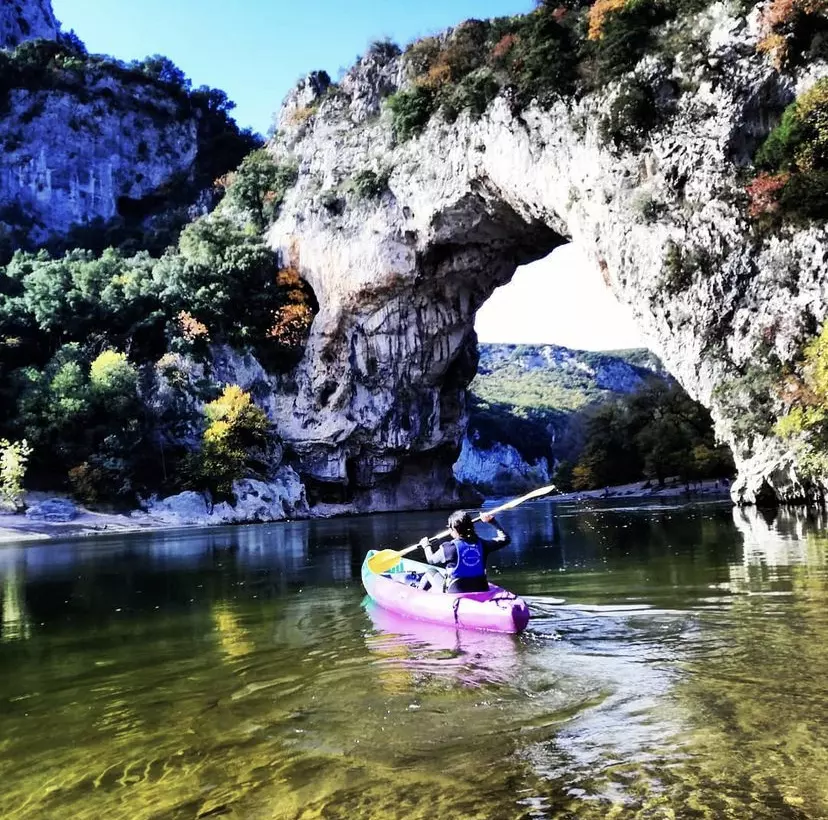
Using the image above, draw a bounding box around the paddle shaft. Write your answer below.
[394,483,558,560]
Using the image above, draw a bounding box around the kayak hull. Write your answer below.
[361,550,530,634]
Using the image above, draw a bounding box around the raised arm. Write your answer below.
[479,512,510,553]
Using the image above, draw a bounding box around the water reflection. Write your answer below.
[2,563,30,642]
[729,506,828,595]
[363,599,521,689]
[2,499,828,818]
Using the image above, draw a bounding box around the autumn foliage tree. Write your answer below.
[750,78,828,221]
[187,385,274,500]
[775,322,828,477]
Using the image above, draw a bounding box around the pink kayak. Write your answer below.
[361,550,530,634]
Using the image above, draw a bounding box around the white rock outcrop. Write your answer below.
[261,3,828,507]
[138,468,309,526]
[453,438,551,495]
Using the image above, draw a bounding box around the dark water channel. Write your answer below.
[1,498,827,819]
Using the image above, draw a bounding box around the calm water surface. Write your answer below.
[1,498,827,819]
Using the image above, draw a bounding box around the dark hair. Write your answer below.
[447,510,475,539]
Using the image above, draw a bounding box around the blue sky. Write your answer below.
[51,0,534,136]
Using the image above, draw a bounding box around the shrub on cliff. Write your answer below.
[349,169,390,199]
[441,68,501,121]
[161,215,316,366]
[507,3,579,105]
[751,78,828,221]
[387,86,437,141]
[757,0,828,68]
[130,55,190,90]
[184,385,274,500]
[221,149,298,228]
[775,322,828,477]
[598,79,658,150]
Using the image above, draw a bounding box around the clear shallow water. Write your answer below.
[1,498,827,819]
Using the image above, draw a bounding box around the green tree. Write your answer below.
[187,385,273,500]
[90,350,139,412]
[223,149,297,228]
[0,438,32,511]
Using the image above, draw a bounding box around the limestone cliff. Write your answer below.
[1,82,198,241]
[261,2,828,508]
[0,1,255,247]
[0,0,59,48]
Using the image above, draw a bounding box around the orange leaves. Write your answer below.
[588,0,628,40]
[267,265,314,348]
[288,104,317,126]
[418,62,452,90]
[745,172,791,217]
[757,0,828,67]
[762,0,827,29]
[491,33,518,61]
[268,303,315,348]
[757,32,789,68]
[177,311,209,342]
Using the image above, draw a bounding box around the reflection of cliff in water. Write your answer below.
[730,506,828,594]
[0,522,364,629]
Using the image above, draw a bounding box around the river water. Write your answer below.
[1,497,827,819]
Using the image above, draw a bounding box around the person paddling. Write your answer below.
[417,510,511,593]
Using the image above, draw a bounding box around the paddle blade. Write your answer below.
[367,549,405,574]
[485,484,557,517]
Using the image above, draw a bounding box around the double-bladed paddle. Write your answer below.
[366,483,558,574]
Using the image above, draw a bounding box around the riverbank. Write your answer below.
[0,501,178,544]
[548,477,731,503]
[0,478,732,544]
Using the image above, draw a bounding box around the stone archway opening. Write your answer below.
[451,243,650,496]
[475,244,645,351]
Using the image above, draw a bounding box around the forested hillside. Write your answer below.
[463,344,734,492]
[0,27,317,510]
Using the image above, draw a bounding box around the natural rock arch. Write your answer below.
[254,8,828,511]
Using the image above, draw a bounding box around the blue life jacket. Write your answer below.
[450,537,485,579]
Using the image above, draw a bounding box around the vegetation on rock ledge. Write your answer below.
[749,78,828,223]
[384,0,712,141]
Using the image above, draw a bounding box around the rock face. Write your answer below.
[263,4,828,507]
[0,0,232,244]
[453,437,551,495]
[1,86,198,240]
[0,1,59,48]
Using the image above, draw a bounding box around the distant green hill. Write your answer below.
[467,344,668,466]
